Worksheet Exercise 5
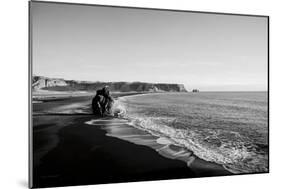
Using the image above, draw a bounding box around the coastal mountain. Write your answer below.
[32,76,187,92]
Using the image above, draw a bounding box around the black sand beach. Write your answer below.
[32,94,231,188]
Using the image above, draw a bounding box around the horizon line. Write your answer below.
[32,75,267,92]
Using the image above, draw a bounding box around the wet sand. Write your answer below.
[32,94,231,188]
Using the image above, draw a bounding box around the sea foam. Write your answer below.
[117,93,268,174]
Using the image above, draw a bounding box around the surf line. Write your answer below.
[85,117,129,125]
[33,113,98,116]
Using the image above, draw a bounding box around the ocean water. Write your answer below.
[116,92,268,174]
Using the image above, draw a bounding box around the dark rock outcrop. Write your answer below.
[192,89,199,92]
[92,87,113,116]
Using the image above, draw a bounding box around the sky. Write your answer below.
[31,2,268,91]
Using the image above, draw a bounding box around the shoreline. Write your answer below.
[86,116,233,176]
[113,93,233,175]
[33,115,196,188]
[32,92,232,188]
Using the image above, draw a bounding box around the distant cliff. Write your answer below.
[32,76,187,92]
[32,76,68,89]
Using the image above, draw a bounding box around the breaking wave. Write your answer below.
[115,93,268,174]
